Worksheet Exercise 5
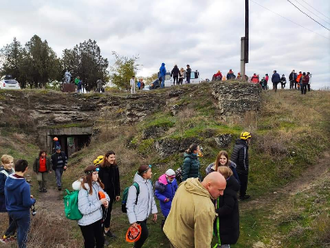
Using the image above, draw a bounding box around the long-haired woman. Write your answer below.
[205,150,239,183]
[98,150,120,238]
[77,165,110,248]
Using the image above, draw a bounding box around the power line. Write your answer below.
[299,0,330,21]
[287,0,330,31]
[293,0,330,26]
[250,0,330,40]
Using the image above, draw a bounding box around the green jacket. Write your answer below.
[182,152,200,181]
[33,157,51,173]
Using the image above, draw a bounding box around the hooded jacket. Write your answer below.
[4,174,36,212]
[272,72,281,83]
[163,178,217,248]
[0,167,15,212]
[126,173,158,224]
[154,174,178,217]
[159,63,166,77]
[182,152,200,181]
[76,181,110,226]
[231,139,249,175]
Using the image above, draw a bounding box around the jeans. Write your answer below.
[135,219,148,248]
[301,84,307,94]
[4,214,17,236]
[161,76,165,88]
[80,219,104,248]
[9,210,30,248]
[55,168,64,188]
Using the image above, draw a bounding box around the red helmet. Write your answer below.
[53,137,58,141]
[126,224,142,243]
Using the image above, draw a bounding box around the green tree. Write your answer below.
[0,37,26,87]
[24,35,62,88]
[110,52,139,90]
[62,39,109,91]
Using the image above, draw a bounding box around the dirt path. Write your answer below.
[240,151,330,212]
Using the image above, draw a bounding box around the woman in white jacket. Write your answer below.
[76,165,110,248]
[126,164,158,248]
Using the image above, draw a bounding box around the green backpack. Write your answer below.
[121,182,139,213]
[64,189,83,220]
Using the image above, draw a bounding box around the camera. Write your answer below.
[31,204,37,216]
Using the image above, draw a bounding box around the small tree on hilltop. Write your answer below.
[110,52,139,90]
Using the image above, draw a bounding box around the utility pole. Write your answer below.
[240,0,249,81]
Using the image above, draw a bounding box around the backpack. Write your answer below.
[175,167,182,184]
[63,189,83,220]
[121,182,139,213]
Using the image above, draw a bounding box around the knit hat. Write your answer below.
[84,165,99,175]
[165,169,175,177]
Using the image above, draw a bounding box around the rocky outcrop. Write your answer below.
[212,81,261,118]
[155,137,200,158]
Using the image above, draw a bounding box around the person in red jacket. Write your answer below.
[251,73,259,84]
[296,71,302,90]
[301,72,309,95]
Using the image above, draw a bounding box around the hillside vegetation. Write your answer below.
[0,85,329,248]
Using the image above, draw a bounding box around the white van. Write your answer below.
[164,70,201,87]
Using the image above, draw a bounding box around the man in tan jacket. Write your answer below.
[163,172,226,248]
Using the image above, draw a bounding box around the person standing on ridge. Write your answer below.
[271,70,281,92]
[130,76,136,94]
[159,63,166,88]
[171,65,180,86]
[186,65,191,84]
[227,69,236,80]
[231,132,252,200]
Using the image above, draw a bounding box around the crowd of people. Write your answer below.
[0,131,252,248]
[211,69,312,94]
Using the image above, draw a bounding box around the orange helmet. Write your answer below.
[53,137,58,141]
[126,224,142,243]
[98,191,106,199]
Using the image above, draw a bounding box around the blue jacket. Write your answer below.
[0,167,15,212]
[271,72,281,83]
[5,174,36,212]
[159,63,166,77]
[154,174,178,217]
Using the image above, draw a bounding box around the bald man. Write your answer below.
[164,172,226,248]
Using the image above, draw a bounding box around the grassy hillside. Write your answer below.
[0,86,329,248]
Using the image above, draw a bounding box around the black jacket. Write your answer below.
[51,152,67,170]
[171,66,180,77]
[99,165,120,199]
[215,176,240,245]
[230,139,249,175]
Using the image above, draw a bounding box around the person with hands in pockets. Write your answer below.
[77,165,110,248]
[126,164,158,248]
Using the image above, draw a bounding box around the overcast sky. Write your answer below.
[1,0,329,89]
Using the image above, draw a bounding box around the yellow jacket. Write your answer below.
[163,178,216,248]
